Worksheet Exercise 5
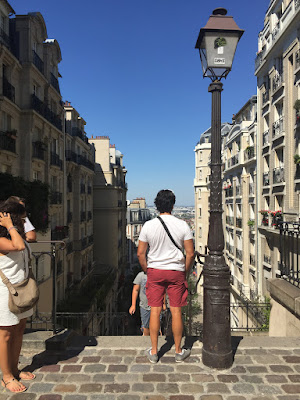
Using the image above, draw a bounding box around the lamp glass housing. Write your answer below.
[199,31,241,80]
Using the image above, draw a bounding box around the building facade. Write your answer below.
[222,97,258,306]
[255,0,300,295]
[126,198,151,271]
[89,135,127,313]
[194,123,231,294]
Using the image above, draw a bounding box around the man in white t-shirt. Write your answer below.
[137,190,194,363]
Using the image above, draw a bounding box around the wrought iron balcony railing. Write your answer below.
[32,50,44,74]
[272,117,284,138]
[71,127,88,144]
[50,191,62,205]
[50,151,63,169]
[0,132,16,153]
[31,94,62,131]
[263,130,269,146]
[273,167,285,184]
[3,77,15,103]
[50,73,60,93]
[32,141,46,160]
[263,172,270,186]
[272,73,283,93]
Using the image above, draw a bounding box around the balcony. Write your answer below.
[226,216,234,226]
[32,141,46,160]
[236,249,243,261]
[67,212,73,224]
[71,127,88,144]
[272,73,283,93]
[273,167,285,184]
[250,253,255,266]
[262,91,269,105]
[249,183,255,196]
[235,185,242,196]
[262,130,269,147]
[278,221,300,287]
[255,48,266,71]
[88,234,94,245]
[264,254,271,265]
[77,155,94,171]
[244,146,255,162]
[80,211,86,222]
[272,117,284,139]
[263,172,270,187]
[227,154,239,168]
[51,226,69,241]
[50,191,62,205]
[50,152,63,169]
[236,217,242,229]
[3,77,15,103]
[50,73,60,93]
[0,26,10,49]
[0,131,16,153]
[225,187,233,198]
[31,94,62,131]
[272,21,280,42]
[65,150,77,163]
[32,50,44,74]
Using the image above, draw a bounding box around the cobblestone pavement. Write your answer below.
[0,336,300,400]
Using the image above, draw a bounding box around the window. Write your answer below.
[198,189,201,199]
[198,207,202,218]
[2,112,12,131]
[199,151,203,162]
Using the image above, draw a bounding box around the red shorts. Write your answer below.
[146,268,188,308]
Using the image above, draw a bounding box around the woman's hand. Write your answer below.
[0,212,14,230]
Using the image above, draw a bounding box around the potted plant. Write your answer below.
[247,219,255,227]
[259,210,269,226]
[294,154,300,164]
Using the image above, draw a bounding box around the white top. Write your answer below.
[24,217,35,234]
[138,215,193,271]
[0,247,33,326]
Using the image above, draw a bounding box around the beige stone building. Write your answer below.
[0,6,65,311]
[89,135,127,313]
[255,0,300,295]
[194,123,231,293]
[126,198,150,271]
[0,3,96,314]
[64,101,95,295]
[222,97,258,306]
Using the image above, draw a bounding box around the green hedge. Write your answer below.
[0,173,49,232]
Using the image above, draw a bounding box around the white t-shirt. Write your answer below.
[24,217,35,234]
[138,215,193,271]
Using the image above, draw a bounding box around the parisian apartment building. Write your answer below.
[0,1,128,318]
[194,0,300,333]
[89,135,128,314]
[126,197,151,272]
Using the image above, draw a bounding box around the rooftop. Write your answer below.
[13,333,300,399]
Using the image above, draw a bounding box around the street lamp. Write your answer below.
[195,8,244,369]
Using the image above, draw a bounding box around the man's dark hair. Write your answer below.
[154,190,176,213]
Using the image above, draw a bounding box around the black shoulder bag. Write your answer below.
[157,216,183,253]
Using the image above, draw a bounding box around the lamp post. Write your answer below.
[195,8,244,369]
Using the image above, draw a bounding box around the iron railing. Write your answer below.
[278,222,300,287]
[3,77,15,102]
[230,302,270,331]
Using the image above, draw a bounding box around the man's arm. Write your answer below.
[25,230,36,242]
[137,240,148,273]
[129,284,140,315]
[184,239,195,278]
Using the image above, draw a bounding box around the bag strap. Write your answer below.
[157,216,183,253]
[0,268,17,295]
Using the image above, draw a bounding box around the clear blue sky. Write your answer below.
[12,0,269,206]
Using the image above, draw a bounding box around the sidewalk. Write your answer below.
[1,335,300,399]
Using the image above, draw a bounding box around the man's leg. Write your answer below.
[149,306,162,354]
[169,306,183,354]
